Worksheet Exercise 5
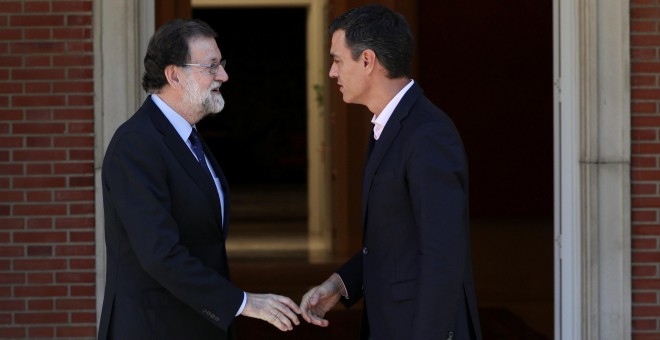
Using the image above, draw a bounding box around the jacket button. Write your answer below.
[362,247,368,254]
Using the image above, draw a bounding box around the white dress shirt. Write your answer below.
[371,79,415,140]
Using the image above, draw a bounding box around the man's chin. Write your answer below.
[211,103,225,114]
[204,97,225,116]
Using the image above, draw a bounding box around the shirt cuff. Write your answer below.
[235,292,247,316]
[334,273,349,300]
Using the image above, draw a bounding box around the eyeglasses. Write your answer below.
[183,59,226,74]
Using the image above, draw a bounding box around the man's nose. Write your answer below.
[329,64,337,78]
[215,66,228,82]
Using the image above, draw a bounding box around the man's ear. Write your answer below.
[362,49,376,72]
[164,64,182,88]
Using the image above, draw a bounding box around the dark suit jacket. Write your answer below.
[98,96,244,340]
[336,83,482,340]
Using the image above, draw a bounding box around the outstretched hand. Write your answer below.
[300,273,345,327]
[241,293,301,331]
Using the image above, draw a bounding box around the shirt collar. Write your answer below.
[151,94,194,142]
[371,79,415,140]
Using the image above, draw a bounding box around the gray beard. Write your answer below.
[202,92,225,114]
[182,75,225,120]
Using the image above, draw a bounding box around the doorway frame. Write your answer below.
[554,0,631,338]
[94,0,633,337]
[93,0,154,324]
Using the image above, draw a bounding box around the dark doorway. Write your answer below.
[418,0,554,338]
[187,1,555,339]
[193,7,309,258]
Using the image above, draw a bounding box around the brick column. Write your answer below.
[631,0,660,338]
[0,1,96,338]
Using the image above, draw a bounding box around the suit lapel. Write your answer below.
[144,98,224,237]
[361,83,423,226]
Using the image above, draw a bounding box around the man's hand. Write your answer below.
[300,273,346,327]
[240,293,301,331]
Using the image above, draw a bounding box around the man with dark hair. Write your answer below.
[98,19,300,340]
[300,5,482,340]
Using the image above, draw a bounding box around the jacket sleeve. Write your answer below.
[336,251,365,307]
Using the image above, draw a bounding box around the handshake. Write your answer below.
[241,273,346,331]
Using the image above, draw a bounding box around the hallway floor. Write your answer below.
[227,185,553,339]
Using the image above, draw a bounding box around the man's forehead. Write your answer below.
[330,31,347,55]
[188,36,217,49]
[188,37,221,59]
[331,30,345,43]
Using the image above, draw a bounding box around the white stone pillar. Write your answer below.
[93,0,154,326]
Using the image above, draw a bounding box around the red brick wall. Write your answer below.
[632,0,660,338]
[0,1,96,338]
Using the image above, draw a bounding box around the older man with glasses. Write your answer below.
[98,19,301,340]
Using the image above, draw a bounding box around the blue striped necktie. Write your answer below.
[189,128,212,178]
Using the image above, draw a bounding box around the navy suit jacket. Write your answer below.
[336,83,482,340]
[98,97,244,340]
